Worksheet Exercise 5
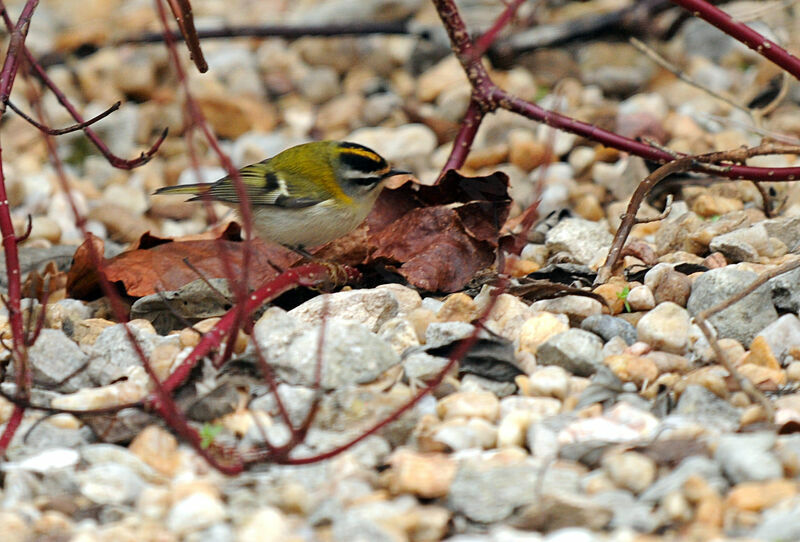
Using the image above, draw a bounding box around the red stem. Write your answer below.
[670,0,800,81]
[471,0,525,59]
[432,0,800,182]
[0,3,167,169]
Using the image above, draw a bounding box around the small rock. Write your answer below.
[384,448,456,498]
[437,391,499,421]
[128,425,180,477]
[636,302,691,354]
[530,296,603,326]
[236,506,289,542]
[523,366,570,400]
[715,432,782,483]
[687,267,778,345]
[602,451,657,494]
[591,155,649,201]
[545,217,612,266]
[653,270,692,307]
[741,336,781,370]
[756,314,800,363]
[626,285,655,311]
[674,384,740,430]
[27,329,91,392]
[581,314,637,345]
[519,312,570,354]
[604,354,658,386]
[289,288,400,333]
[78,463,146,505]
[537,329,604,377]
[770,268,800,317]
[253,311,400,389]
[710,223,784,262]
[725,479,797,512]
[167,492,226,535]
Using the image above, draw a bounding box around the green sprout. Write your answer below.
[200,423,223,449]
[617,286,632,313]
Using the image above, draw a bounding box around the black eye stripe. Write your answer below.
[339,150,387,174]
[348,176,381,186]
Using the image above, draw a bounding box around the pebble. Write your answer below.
[166,492,227,535]
[437,391,500,421]
[383,448,457,498]
[518,312,570,354]
[545,217,613,266]
[288,288,400,333]
[530,296,603,326]
[236,506,289,542]
[653,270,692,307]
[715,432,783,483]
[522,366,570,400]
[252,311,400,389]
[602,451,657,494]
[537,329,604,377]
[626,285,655,311]
[636,302,691,354]
[580,314,636,345]
[27,329,91,392]
[604,354,658,387]
[687,267,779,346]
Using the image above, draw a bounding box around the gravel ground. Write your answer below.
[3,0,800,541]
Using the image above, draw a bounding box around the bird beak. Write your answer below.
[383,169,411,178]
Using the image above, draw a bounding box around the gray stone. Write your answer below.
[536,329,604,377]
[402,351,450,382]
[709,223,784,262]
[580,314,636,345]
[756,314,800,364]
[87,323,175,386]
[577,42,655,95]
[515,491,612,532]
[639,456,727,503]
[770,266,800,314]
[254,311,400,389]
[763,215,800,252]
[751,498,800,542]
[250,384,316,428]
[591,155,649,201]
[130,278,234,334]
[686,267,778,345]
[714,432,782,483]
[448,457,580,523]
[77,463,146,505]
[425,321,475,347]
[680,18,736,63]
[289,288,400,333]
[27,329,91,392]
[529,296,603,327]
[545,218,612,266]
[594,489,659,532]
[673,385,741,431]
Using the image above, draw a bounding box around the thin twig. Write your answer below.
[7,99,122,135]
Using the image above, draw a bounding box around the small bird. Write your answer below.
[154,141,408,254]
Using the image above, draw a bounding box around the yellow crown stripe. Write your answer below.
[340,146,382,163]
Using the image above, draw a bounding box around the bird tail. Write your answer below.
[153,183,214,201]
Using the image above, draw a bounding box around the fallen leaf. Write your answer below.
[367,170,510,292]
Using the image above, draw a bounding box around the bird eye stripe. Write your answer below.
[348,176,381,186]
[340,150,387,174]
